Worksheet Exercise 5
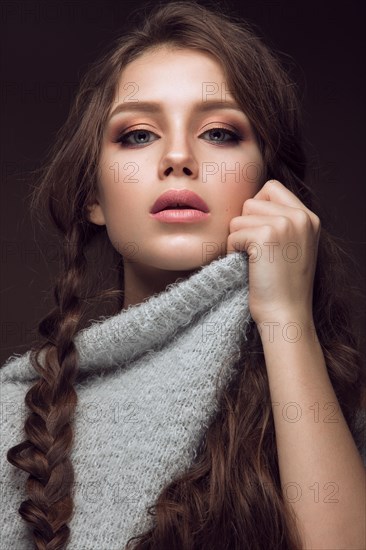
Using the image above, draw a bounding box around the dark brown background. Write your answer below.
[1,0,365,365]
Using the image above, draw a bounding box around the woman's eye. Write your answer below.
[114,126,243,148]
[199,127,243,145]
[115,129,158,148]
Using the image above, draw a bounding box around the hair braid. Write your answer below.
[7,222,91,549]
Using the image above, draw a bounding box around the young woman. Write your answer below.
[1,1,365,549]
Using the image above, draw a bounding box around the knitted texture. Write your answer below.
[1,251,254,549]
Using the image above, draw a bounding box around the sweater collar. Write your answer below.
[1,251,249,383]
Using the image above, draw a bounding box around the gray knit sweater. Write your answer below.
[1,251,365,549]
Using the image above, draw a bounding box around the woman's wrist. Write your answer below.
[255,308,318,347]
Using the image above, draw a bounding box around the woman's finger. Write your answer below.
[230,213,295,233]
[250,180,320,228]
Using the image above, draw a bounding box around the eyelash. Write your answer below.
[114,126,244,148]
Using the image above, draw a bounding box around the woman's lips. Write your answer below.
[150,208,210,223]
[150,189,210,214]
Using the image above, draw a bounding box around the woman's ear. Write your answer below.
[86,201,106,226]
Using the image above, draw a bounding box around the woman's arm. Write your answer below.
[228,179,365,548]
[258,312,365,549]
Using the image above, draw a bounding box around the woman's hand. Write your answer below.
[227,179,321,325]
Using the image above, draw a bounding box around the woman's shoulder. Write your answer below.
[1,352,33,421]
[1,350,37,383]
[1,351,33,452]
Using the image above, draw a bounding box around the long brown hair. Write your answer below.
[6,1,365,548]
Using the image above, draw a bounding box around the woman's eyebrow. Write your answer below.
[107,99,244,123]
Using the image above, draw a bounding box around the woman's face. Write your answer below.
[88,46,264,301]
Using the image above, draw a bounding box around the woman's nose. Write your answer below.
[158,133,199,179]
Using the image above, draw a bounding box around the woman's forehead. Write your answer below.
[110,48,235,113]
